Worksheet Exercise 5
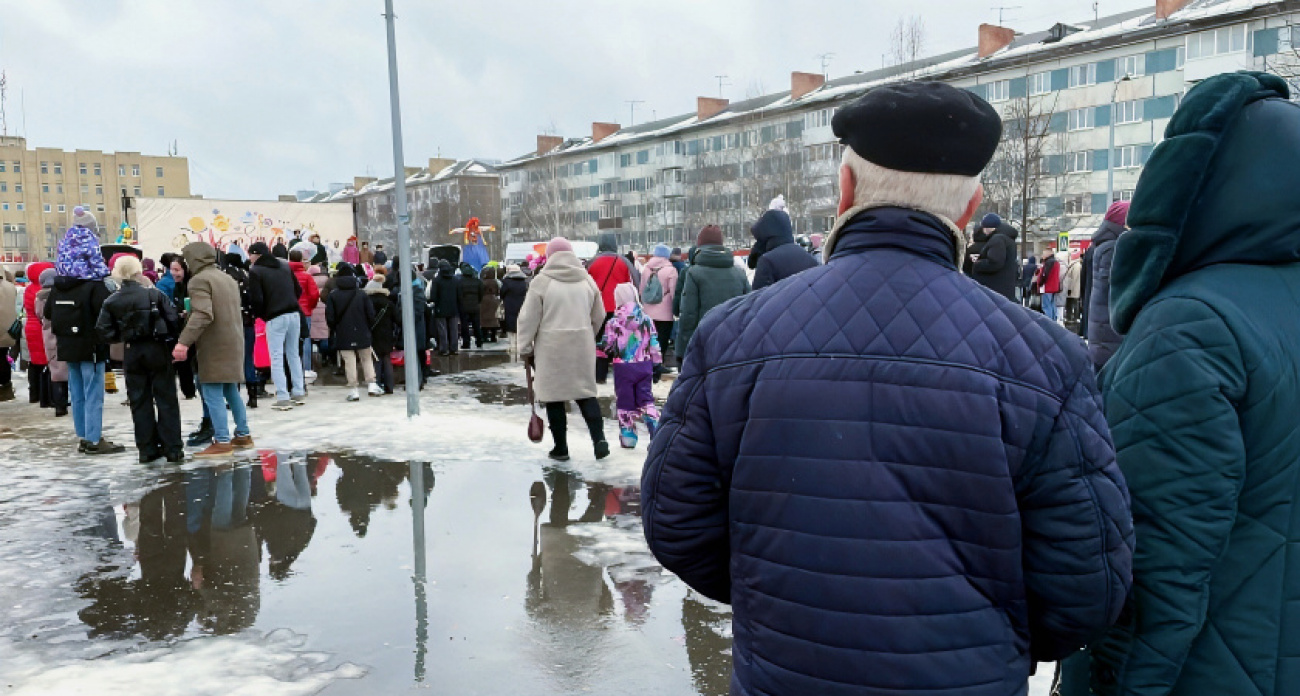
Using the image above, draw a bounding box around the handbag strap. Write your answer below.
[525,362,538,416]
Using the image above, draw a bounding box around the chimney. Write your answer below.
[404,166,422,178]
[1156,0,1193,20]
[791,71,826,100]
[697,97,730,121]
[354,176,377,191]
[537,135,563,156]
[978,23,1016,58]
[592,122,621,143]
[428,157,456,175]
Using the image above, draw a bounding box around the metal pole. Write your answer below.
[1107,83,1118,204]
[383,0,420,416]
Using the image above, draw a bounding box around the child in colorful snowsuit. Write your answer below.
[600,283,662,448]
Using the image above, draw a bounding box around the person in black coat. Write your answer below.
[961,226,990,276]
[324,263,376,401]
[365,278,398,394]
[247,242,305,406]
[96,257,184,463]
[971,213,1020,301]
[750,209,818,290]
[457,263,484,349]
[499,265,529,332]
[425,261,461,355]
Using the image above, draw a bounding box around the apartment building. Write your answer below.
[498,0,1300,251]
[0,135,191,264]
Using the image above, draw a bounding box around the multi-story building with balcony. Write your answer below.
[498,0,1300,253]
[0,136,191,266]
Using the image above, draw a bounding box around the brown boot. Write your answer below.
[195,442,235,458]
[231,435,255,450]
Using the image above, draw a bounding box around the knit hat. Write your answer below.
[111,255,143,282]
[335,261,354,276]
[546,237,573,257]
[652,244,671,259]
[71,206,98,231]
[614,282,639,308]
[670,247,682,261]
[248,242,271,257]
[39,268,57,288]
[696,225,724,247]
[981,213,1002,229]
[1104,201,1131,226]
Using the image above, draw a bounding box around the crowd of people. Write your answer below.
[3,69,1297,696]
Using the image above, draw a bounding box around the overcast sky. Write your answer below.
[0,0,1151,200]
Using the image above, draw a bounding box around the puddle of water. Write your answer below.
[6,450,731,695]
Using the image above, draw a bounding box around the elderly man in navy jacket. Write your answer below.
[642,82,1133,696]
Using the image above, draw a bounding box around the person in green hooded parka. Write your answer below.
[1060,71,1300,696]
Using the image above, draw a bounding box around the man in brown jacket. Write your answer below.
[172,242,253,457]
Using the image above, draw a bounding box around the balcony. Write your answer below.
[597,217,623,230]
[659,181,685,198]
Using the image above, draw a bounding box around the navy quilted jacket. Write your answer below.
[643,208,1134,696]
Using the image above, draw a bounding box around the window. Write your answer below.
[12,163,19,173]
[119,165,126,176]
[1118,189,1135,201]
[985,79,1011,102]
[157,186,165,196]
[0,162,5,172]
[1067,108,1095,131]
[1115,99,1143,124]
[40,162,48,174]
[96,204,105,212]
[14,184,21,193]
[56,184,63,194]
[133,186,141,196]
[3,224,27,249]
[43,204,51,213]
[1,203,7,210]
[1066,151,1092,173]
[636,149,650,165]
[1068,63,1097,88]
[79,164,88,175]
[1187,25,1248,60]
[53,163,62,175]
[0,182,5,192]
[42,184,49,194]
[804,107,833,129]
[1028,71,1051,95]
[57,204,65,213]
[1116,145,1142,169]
[15,203,22,211]
[1029,198,1049,217]
[95,184,103,195]
[156,166,164,177]
[1116,54,1145,78]
[93,164,101,176]
[131,165,140,177]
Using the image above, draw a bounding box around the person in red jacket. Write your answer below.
[586,233,637,384]
[22,261,55,403]
[1035,251,1063,322]
[288,250,321,379]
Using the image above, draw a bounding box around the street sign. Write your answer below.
[1057,232,1069,252]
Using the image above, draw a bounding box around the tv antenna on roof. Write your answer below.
[817,53,836,79]
[625,100,645,126]
[714,75,731,98]
[991,5,1021,25]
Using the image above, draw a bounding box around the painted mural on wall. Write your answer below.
[135,198,355,257]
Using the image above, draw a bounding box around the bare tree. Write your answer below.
[888,16,927,72]
[981,90,1068,260]
[1264,20,1300,93]
[519,152,566,242]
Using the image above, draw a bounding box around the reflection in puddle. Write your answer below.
[48,451,732,695]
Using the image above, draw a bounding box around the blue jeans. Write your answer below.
[243,325,259,387]
[265,313,305,401]
[301,316,314,373]
[1042,291,1059,321]
[199,382,249,444]
[68,361,105,443]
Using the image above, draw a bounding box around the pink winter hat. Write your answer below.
[1105,200,1131,226]
[545,237,573,257]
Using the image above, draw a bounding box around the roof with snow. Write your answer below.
[310,159,499,202]
[502,0,1287,167]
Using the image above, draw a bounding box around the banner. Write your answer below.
[134,198,355,258]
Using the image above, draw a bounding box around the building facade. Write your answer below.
[0,136,191,264]
[497,0,1300,253]
[313,158,504,262]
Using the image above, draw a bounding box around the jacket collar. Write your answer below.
[823,204,966,265]
[828,208,962,271]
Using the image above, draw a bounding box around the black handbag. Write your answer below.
[6,318,20,342]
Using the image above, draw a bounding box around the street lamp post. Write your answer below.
[1107,74,1134,204]
[382,0,421,417]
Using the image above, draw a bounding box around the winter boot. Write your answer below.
[246,385,258,409]
[548,423,569,462]
[186,418,214,447]
[85,439,126,455]
[104,371,118,394]
[346,388,360,402]
[0,383,14,402]
[619,426,638,449]
[594,439,611,460]
[643,414,660,439]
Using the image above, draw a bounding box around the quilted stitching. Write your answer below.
[643,210,1134,696]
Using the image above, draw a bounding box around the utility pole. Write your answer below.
[625,99,645,126]
[382,0,421,417]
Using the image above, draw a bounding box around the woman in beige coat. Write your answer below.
[516,238,609,461]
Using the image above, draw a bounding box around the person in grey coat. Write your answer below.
[1086,201,1130,370]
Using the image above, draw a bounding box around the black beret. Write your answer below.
[248,241,271,256]
[832,81,1002,177]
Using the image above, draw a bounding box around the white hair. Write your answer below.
[111,255,143,282]
[841,148,981,224]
